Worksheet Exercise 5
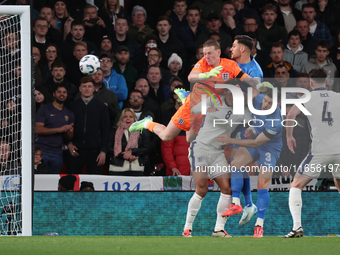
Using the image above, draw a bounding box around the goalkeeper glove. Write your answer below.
[256,81,274,92]
[198,65,223,80]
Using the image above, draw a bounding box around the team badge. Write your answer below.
[222,72,229,81]
[194,64,200,68]
[178,118,184,125]
[65,116,69,121]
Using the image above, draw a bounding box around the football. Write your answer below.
[79,54,100,75]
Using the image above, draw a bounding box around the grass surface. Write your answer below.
[0,236,339,255]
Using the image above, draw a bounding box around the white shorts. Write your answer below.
[188,141,230,180]
[298,152,340,179]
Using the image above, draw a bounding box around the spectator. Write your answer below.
[295,19,318,58]
[147,65,171,105]
[273,65,298,98]
[40,43,62,84]
[80,181,95,191]
[220,1,246,39]
[39,6,63,45]
[35,84,75,174]
[295,0,315,11]
[161,76,184,114]
[34,147,51,174]
[330,29,340,83]
[32,17,53,55]
[232,0,261,25]
[263,42,299,78]
[34,86,53,113]
[155,15,187,70]
[301,3,333,46]
[197,12,233,58]
[0,139,20,175]
[177,6,209,61]
[301,41,338,91]
[296,73,310,97]
[133,34,160,75]
[184,44,204,81]
[135,78,160,120]
[108,108,149,176]
[283,30,309,72]
[65,41,87,88]
[99,52,128,109]
[168,0,188,36]
[138,47,173,86]
[316,0,340,36]
[99,0,130,29]
[50,0,70,37]
[168,53,183,78]
[161,86,190,176]
[124,89,155,121]
[100,35,115,60]
[67,76,110,174]
[127,5,154,44]
[75,68,120,124]
[192,0,222,26]
[275,0,302,33]
[112,45,139,93]
[83,4,109,49]
[58,175,76,191]
[33,46,43,86]
[242,16,266,50]
[112,17,141,63]
[257,3,288,49]
[60,20,98,64]
[45,61,78,104]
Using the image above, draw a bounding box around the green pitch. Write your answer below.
[0,236,339,255]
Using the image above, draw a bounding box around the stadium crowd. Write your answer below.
[1,0,340,176]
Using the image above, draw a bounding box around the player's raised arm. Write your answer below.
[286,105,301,154]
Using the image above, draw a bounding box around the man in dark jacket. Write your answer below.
[67,76,110,174]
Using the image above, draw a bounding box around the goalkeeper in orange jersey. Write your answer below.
[129,39,271,141]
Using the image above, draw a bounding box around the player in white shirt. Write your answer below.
[182,88,253,238]
[284,68,340,238]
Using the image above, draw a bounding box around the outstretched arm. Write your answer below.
[216,132,270,148]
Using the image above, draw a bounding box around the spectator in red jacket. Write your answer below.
[161,86,190,176]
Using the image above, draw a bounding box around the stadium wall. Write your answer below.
[32,192,340,236]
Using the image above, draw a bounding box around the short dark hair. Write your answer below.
[79,76,95,85]
[187,5,201,14]
[53,83,68,94]
[157,15,171,25]
[316,40,330,51]
[74,41,87,50]
[244,15,258,24]
[129,89,144,99]
[148,47,162,58]
[234,35,253,51]
[71,20,85,29]
[174,0,187,4]
[84,4,97,12]
[51,61,66,71]
[262,3,277,14]
[271,42,285,52]
[298,73,309,78]
[33,17,48,26]
[147,64,161,74]
[309,67,327,83]
[275,64,288,72]
[288,30,302,41]
[302,3,316,12]
[222,1,236,9]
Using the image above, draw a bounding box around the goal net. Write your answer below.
[0,6,32,236]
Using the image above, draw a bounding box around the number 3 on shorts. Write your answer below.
[265,152,271,162]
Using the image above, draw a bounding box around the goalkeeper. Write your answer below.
[129,39,272,142]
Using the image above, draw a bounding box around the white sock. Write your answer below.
[143,120,151,129]
[289,187,302,230]
[214,193,231,231]
[184,193,203,230]
[255,218,264,227]
[232,197,241,206]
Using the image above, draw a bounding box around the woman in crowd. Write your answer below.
[51,0,70,37]
[108,108,149,176]
[40,43,61,83]
[100,0,130,28]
